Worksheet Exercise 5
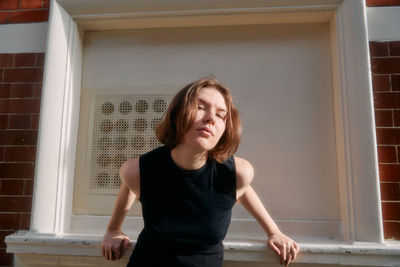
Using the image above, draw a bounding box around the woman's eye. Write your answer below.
[198,105,205,110]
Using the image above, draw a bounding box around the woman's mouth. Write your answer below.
[198,127,213,136]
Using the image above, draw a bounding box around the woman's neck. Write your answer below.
[170,144,208,170]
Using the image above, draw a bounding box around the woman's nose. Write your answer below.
[204,112,216,124]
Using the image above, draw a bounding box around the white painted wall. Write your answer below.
[367,6,400,41]
[0,22,47,53]
[0,6,398,55]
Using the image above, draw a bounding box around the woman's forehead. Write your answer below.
[197,87,227,111]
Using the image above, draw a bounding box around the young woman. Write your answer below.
[101,77,299,266]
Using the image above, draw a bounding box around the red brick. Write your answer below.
[393,75,400,91]
[0,214,19,229]
[0,147,3,160]
[380,182,400,201]
[372,75,390,92]
[383,221,400,240]
[0,248,12,265]
[369,42,389,57]
[5,146,36,162]
[0,99,41,114]
[33,83,42,97]
[14,53,36,67]
[374,92,400,109]
[0,163,35,178]
[24,179,33,195]
[20,213,30,229]
[367,0,400,6]
[0,54,14,67]
[375,110,393,127]
[389,41,400,56]
[36,53,45,66]
[0,115,8,129]
[10,83,34,98]
[393,110,400,127]
[0,196,32,212]
[0,12,7,23]
[371,58,400,74]
[379,164,400,182]
[3,68,43,82]
[0,83,11,98]
[43,0,50,8]
[378,146,397,163]
[382,202,400,220]
[376,128,400,145]
[8,115,31,129]
[20,0,44,9]
[0,68,3,82]
[0,0,19,10]
[0,179,24,195]
[8,9,49,23]
[30,114,39,129]
[0,231,14,249]
[0,130,38,145]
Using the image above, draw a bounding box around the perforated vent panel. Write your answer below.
[87,94,172,194]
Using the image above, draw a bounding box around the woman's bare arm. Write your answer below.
[235,157,299,266]
[101,158,140,261]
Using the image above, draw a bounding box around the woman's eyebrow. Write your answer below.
[198,98,227,113]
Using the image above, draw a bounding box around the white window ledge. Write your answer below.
[6,231,400,266]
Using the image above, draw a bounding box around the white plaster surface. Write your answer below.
[367,6,400,41]
[0,22,48,53]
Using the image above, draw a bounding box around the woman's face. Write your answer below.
[183,87,228,152]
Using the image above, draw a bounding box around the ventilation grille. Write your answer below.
[87,94,172,193]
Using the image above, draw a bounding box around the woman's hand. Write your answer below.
[101,230,131,261]
[267,231,299,266]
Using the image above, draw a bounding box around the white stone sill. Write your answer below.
[6,231,400,266]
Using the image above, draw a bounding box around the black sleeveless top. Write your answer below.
[127,146,236,267]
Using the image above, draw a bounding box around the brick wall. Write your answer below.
[0,0,49,24]
[367,0,400,6]
[371,41,400,240]
[0,53,43,265]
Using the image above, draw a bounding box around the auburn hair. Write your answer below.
[155,77,241,162]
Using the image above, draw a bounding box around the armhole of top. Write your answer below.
[230,156,237,201]
[138,155,144,203]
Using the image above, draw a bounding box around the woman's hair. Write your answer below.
[155,77,241,162]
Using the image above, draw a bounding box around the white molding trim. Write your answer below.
[6,232,400,266]
[11,0,396,265]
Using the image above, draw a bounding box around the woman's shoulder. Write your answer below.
[119,157,140,194]
[234,156,254,189]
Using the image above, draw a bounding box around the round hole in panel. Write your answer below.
[114,136,128,150]
[153,99,167,113]
[97,153,112,167]
[134,118,147,132]
[101,101,114,115]
[132,135,145,150]
[135,99,149,113]
[98,136,112,150]
[115,119,129,132]
[131,153,141,159]
[96,172,110,188]
[114,153,127,168]
[100,119,113,133]
[149,136,161,149]
[119,101,132,115]
[113,174,121,187]
[151,117,162,131]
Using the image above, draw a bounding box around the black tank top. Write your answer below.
[128,146,236,266]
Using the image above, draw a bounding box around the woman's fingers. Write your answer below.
[267,240,281,256]
[281,244,287,265]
